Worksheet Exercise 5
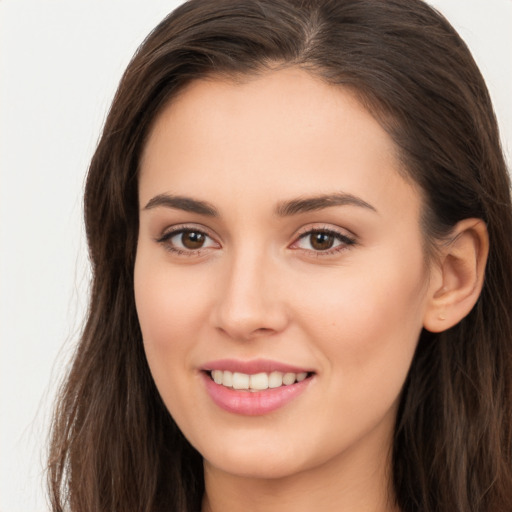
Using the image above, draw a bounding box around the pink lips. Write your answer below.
[201,359,314,416]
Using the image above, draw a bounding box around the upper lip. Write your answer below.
[201,358,314,374]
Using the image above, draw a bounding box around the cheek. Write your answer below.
[295,249,428,381]
[305,264,427,435]
[134,252,209,343]
[134,256,208,430]
[134,254,202,390]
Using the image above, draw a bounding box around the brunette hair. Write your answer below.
[48,1,512,511]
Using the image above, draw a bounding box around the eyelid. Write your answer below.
[154,222,356,256]
[289,224,357,254]
[155,223,221,254]
[294,223,356,239]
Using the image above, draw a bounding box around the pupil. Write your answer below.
[311,232,334,250]
[182,231,205,249]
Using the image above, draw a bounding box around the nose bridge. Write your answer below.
[213,242,287,339]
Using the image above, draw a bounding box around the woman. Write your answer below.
[48,0,512,511]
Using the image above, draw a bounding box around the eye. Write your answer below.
[157,227,219,254]
[292,228,356,254]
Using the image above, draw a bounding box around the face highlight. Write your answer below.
[134,68,435,489]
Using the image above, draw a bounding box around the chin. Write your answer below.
[204,451,308,481]
[197,430,327,481]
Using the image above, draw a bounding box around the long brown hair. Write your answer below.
[48,1,512,510]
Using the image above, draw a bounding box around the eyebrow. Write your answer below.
[143,194,218,216]
[275,193,377,216]
[142,192,377,217]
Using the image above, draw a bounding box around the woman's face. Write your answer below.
[135,68,436,482]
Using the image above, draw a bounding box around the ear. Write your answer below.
[423,218,489,333]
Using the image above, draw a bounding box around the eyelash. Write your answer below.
[292,227,356,256]
[156,225,219,256]
[156,225,356,257]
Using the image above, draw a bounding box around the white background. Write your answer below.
[0,1,511,511]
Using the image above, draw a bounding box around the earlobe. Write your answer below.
[423,219,489,333]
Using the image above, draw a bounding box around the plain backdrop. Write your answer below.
[0,1,511,511]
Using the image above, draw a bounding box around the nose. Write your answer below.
[211,247,289,341]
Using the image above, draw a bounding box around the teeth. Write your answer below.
[268,371,283,388]
[249,372,268,390]
[223,370,233,387]
[212,369,223,384]
[282,372,296,385]
[210,370,309,391]
[296,372,308,382]
[232,372,249,390]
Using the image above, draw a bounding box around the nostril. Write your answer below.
[254,327,273,334]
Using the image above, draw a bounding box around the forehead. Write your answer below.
[139,67,419,219]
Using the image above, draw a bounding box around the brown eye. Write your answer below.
[309,232,335,251]
[181,230,206,249]
[292,228,356,254]
[158,227,219,254]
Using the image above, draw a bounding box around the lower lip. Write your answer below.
[202,372,313,416]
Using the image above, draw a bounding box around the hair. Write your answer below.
[47,1,512,511]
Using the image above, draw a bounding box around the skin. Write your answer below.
[134,67,450,512]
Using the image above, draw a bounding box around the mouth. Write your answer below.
[206,369,312,392]
[200,361,315,415]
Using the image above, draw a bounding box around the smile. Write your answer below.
[201,361,315,415]
[210,370,309,391]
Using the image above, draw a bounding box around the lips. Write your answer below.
[201,359,314,415]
